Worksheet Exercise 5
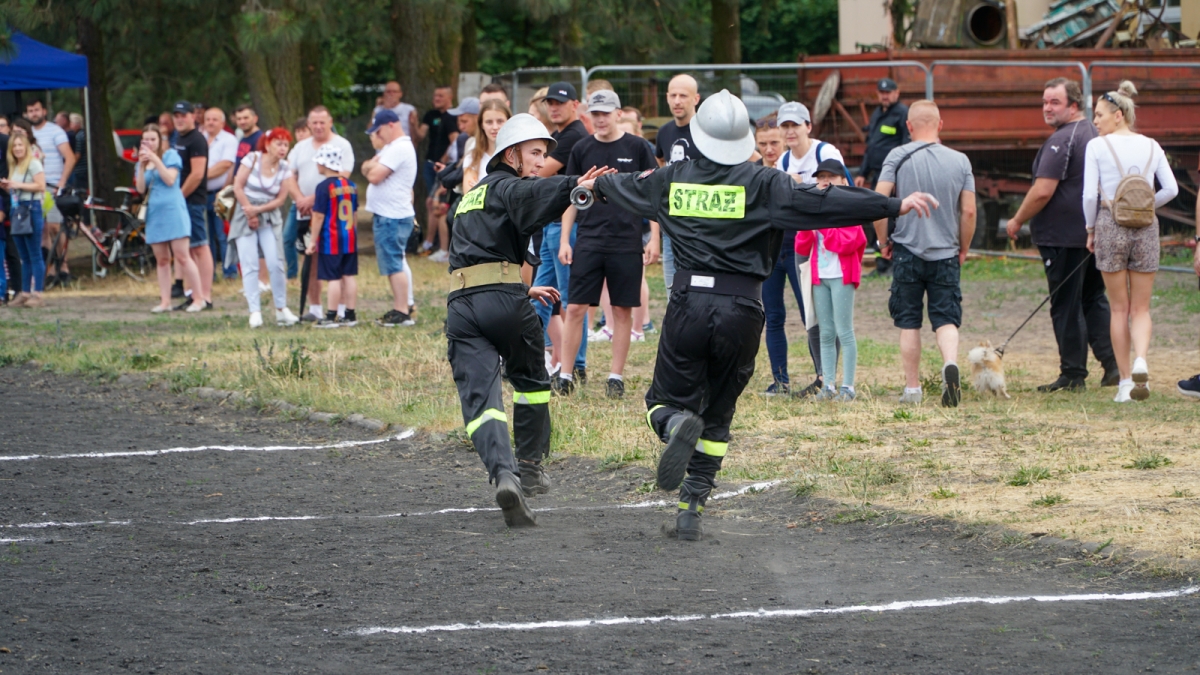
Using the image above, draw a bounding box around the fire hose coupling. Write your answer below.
[570,186,595,210]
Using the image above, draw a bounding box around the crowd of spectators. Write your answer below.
[1,75,1197,400]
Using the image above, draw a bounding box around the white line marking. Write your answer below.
[1,537,34,543]
[352,586,1200,636]
[0,430,414,462]
[2,480,784,531]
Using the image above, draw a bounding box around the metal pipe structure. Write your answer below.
[969,248,1196,274]
[84,86,98,278]
[585,62,936,101]
[509,66,589,108]
[930,59,1091,116]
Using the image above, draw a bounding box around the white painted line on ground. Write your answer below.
[3,480,785,531]
[1,537,35,543]
[352,586,1200,636]
[0,430,414,462]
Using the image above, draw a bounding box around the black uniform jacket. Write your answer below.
[861,102,910,184]
[594,158,901,281]
[448,163,576,287]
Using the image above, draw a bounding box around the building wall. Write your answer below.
[1183,0,1200,40]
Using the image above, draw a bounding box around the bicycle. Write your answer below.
[45,184,153,285]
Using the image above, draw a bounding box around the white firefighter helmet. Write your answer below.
[690,89,756,166]
[487,113,558,170]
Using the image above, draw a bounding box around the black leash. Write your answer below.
[995,252,1094,357]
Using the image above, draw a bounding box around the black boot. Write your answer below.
[495,470,537,528]
[518,460,551,496]
[666,475,713,541]
[1037,375,1086,393]
[657,410,703,491]
[1100,368,1120,387]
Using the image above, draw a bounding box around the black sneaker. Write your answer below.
[764,380,790,396]
[941,363,961,408]
[1177,374,1200,399]
[201,300,214,311]
[339,310,358,327]
[573,367,587,386]
[1037,376,1086,393]
[377,309,415,327]
[793,378,823,399]
[58,272,74,286]
[171,281,184,298]
[518,460,551,496]
[1100,368,1121,387]
[315,311,341,329]
[173,296,193,312]
[552,376,575,396]
[606,377,625,399]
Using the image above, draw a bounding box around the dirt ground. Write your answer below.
[2,367,1198,674]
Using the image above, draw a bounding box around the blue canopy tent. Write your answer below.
[0,31,94,201]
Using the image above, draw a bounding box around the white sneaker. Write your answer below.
[259,280,272,295]
[428,250,449,263]
[1131,358,1150,401]
[150,305,170,314]
[589,327,613,343]
[248,311,263,329]
[276,307,300,326]
[185,301,204,313]
[899,388,923,405]
[631,330,645,342]
[1114,381,1135,403]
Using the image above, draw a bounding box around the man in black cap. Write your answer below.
[533,81,589,387]
[857,78,910,275]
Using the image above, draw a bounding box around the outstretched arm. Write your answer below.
[771,174,936,231]
[502,166,614,236]
[589,169,663,221]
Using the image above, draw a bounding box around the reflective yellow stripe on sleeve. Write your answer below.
[514,390,551,405]
[697,439,728,457]
[465,408,508,436]
[880,125,898,135]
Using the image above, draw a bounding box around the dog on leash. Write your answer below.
[968,341,1010,399]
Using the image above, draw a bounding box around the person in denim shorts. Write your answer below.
[873,101,976,407]
[362,109,418,326]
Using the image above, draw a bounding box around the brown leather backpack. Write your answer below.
[1099,137,1156,229]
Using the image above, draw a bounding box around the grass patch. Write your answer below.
[1169,488,1194,498]
[254,340,312,379]
[930,486,957,500]
[598,448,645,471]
[791,477,820,499]
[1124,453,1172,470]
[1007,465,1052,487]
[1032,494,1069,507]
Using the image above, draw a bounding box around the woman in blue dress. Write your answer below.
[135,124,202,313]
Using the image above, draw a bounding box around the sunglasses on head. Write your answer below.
[1100,92,1119,107]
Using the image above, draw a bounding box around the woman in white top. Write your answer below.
[1082,81,1179,403]
[462,99,511,194]
[229,127,300,328]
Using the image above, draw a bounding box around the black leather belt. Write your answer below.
[671,271,762,300]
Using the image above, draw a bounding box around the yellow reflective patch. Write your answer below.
[455,183,488,217]
[646,404,668,432]
[880,125,898,136]
[514,390,551,405]
[678,501,704,512]
[697,439,728,457]
[668,183,745,219]
[465,408,507,436]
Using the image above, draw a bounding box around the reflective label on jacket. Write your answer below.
[880,125,898,136]
[668,183,746,219]
[456,184,488,216]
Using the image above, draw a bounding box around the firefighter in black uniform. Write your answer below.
[857,78,911,275]
[446,113,614,528]
[591,91,937,541]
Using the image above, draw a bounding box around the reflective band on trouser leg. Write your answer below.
[678,501,704,512]
[466,408,508,437]
[514,390,551,405]
[646,404,668,433]
[696,439,728,457]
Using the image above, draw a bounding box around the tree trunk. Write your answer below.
[711,0,741,95]
[268,41,305,127]
[76,14,124,199]
[460,3,478,74]
[300,35,323,113]
[243,49,284,128]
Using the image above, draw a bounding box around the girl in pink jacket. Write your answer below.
[794,159,867,401]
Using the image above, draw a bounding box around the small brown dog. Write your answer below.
[968,341,1010,399]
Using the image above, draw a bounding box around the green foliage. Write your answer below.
[1007,465,1052,486]
[1032,493,1068,507]
[741,0,838,61]
[254,340,311,379]
[169,361,211,393]
[930,486,957,499]
[1123,453,1172,470]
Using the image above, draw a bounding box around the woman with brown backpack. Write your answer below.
[1083,81,1179,403]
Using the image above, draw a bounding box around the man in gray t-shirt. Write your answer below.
[873,101,976,408]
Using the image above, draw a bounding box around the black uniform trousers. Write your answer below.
[646,290,765,482]
[1038,246,1117,381]
[446,285,552,483]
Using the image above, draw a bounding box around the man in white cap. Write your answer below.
[591,90,938,541]
[446,113,614,528]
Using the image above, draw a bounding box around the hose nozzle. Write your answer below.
[570,186,595,210]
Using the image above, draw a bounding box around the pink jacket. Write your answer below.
[794,227,867,288]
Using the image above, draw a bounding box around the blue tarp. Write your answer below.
[0,31,89,91]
